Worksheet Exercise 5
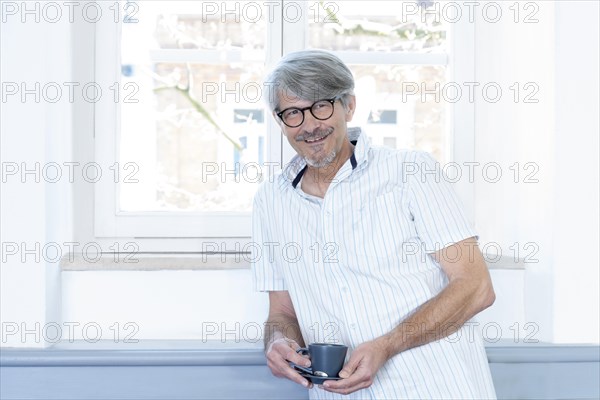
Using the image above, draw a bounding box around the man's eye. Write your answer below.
[285,109,300,117]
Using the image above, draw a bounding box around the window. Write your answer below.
[94,1,474,246]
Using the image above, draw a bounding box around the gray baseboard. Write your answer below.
[2,340,599,400]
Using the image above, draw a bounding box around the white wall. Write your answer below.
[61,269,269,342]
[1,14,71,347]
[551,1,599,343]
[474,0,557,342]
[1,1,598,347]
[474,1,599,344]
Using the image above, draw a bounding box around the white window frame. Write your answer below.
[92,1,475,247]
[93,2,283,239]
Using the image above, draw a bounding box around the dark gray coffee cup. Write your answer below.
[296,343,348,377]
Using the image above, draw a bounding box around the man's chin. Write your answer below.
[304,151,337,169]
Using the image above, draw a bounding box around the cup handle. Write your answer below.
[290,348,312,374]
[296,347,309,356]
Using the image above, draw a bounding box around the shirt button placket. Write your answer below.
[321,199,334,261]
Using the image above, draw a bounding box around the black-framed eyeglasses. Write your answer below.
[276,98,338,128]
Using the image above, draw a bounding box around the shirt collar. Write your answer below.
[283,127,370,189]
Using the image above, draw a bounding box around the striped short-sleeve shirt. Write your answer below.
[252,128,497,399]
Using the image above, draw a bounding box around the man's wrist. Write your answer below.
[376,332,402,361]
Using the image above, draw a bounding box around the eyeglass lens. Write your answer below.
[281,100,335,127]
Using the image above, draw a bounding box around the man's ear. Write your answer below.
[345,95,356,122]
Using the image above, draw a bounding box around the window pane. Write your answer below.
[307,1,450,161]
[119,2,267,212]
[308,1,446,52]
[350,65,448,161]
[154,5,265,50]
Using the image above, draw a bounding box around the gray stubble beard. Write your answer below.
[304,149,337,168]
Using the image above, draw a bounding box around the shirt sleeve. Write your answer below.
[251,184,287,292]
[406,151,478,253]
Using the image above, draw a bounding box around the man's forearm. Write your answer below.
[378,276,494,358]
[264,313,306,351]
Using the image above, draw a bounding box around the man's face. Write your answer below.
[275,94,356,169]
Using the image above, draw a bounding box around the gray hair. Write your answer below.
[264,49,355,113]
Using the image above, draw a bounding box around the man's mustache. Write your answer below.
[295,127,334,142]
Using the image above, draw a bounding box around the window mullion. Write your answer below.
[282,0,308,54]
[265,1,285,174]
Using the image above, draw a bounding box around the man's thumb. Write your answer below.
[338,358,359,378]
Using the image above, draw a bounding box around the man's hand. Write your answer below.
[321,339,390,395]
[265,337,314,389]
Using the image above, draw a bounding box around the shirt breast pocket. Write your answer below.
[352,190,406,258]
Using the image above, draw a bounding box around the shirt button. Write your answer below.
[350,323,357,330]
[341,286,348,292]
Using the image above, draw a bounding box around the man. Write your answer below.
[252,49,497,399]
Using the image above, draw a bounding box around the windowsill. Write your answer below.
[60,254,525,271]
[60,254,250,271]
[483,255,528,270]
